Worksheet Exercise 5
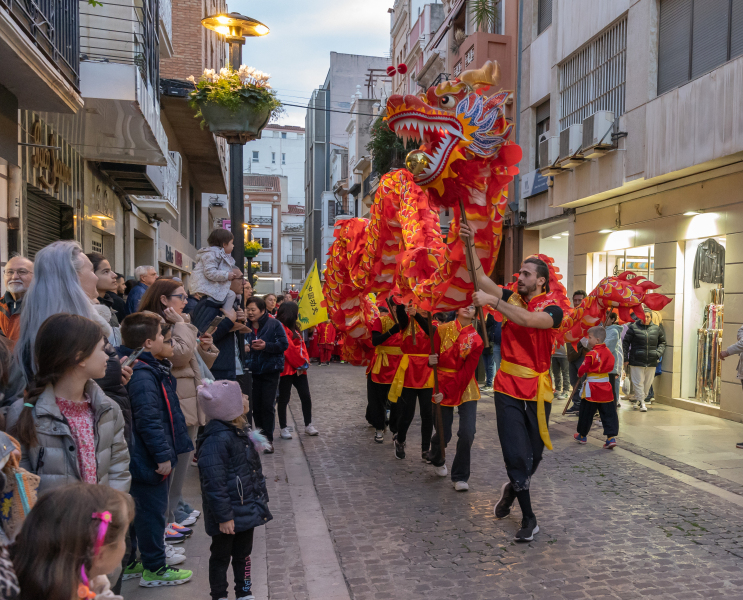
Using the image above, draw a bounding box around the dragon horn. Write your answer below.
[459,60,501,92]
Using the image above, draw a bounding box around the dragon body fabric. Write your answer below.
[321,61,672,365]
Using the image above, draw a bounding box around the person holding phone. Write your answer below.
[244,296,288,453]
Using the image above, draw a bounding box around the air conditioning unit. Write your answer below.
[582,110,615,158]
[558,124,586,168]
[538,135,563,175]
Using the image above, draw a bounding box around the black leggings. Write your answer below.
[367,373,391,431]
[277,373,312,428]
[209,528,254,600]
[394,387,434,452]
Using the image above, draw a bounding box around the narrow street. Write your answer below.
[126,364,743,600]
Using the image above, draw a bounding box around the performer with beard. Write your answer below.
[460,224,563,543]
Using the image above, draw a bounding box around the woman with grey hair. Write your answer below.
[9,242,132,432]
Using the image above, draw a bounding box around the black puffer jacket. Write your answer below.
[97,343,131,444]
[244,311,288,375]
[622,322,666,367]
[197,420,272,536]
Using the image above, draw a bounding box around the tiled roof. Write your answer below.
[286,204,305,214]
[243,175,281,192]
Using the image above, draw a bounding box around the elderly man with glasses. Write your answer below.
[0,254,34,348]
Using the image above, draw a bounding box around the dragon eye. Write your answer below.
[439,94,457,108]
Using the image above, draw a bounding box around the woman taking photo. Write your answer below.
[139,278,218,527]
[6,313,130,495]
[276,301,318,439]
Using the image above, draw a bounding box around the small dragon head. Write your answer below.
[385,61,513,196]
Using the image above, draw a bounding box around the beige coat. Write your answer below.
[171,319,219,426]
[726,324,743,380]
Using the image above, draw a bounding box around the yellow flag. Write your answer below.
[298,260,328,330]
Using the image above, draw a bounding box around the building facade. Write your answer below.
[244,175,284,290]
[305,52,390,274]
[528,0,743,422]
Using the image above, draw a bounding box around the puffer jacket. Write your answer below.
[120,347,193,485]
[191,296,241,379]
[5,381,130,495]
[604,324,624,375]
[197,420,272,536]
[170,319,218,426]
[244,311,288,375]
[97,343,131,444]
[190,246,235,303]
[622,321,666,368]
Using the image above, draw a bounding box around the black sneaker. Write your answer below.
[565,405,579,415]
[514,516,539,542]
[422,451,432,463]
[736,442,743,449]
[263,443,274,455]
[394,438,405,460]
[494,482,516,519]
[374,430,384,444]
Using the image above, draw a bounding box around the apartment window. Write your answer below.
[657,0,743,96]
[261,261,270,272]
[465,46,475,66]
[291,267,303,281]
[252,151,259,162]
[559,18,627,131]
[281,132,287,139]
[281,153,286,165]
[538,0,552,35]
[453,61,462,76]
[535,100,550,170]
[271,152,276,164]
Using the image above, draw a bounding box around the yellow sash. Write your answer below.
[499,359,553,450]
[438,367,481,403]
[388,354,435,402]
[371,346,403,375]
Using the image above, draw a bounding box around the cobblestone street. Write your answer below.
[126,364,743,600]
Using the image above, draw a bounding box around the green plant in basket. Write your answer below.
[244,240,263,257]
[188,66,283,130]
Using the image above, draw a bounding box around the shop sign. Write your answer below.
[521,170,549,199]
[30,120,73,193]
[175,250,183,268]
[92,184,115,219]
[222,219,231,231]
[165,244,174,264]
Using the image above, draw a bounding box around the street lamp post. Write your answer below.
[201,12,269,277]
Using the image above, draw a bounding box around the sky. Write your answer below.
[230,0,392,127]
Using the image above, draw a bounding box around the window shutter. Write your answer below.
[690,0,731,79]
[730,0,743,59]
[538,0,552,35]
[658,0,693,94]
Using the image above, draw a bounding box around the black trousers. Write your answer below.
[277,373,312,428]
[209,528,254,600]
[367,374,390,431]
[251,372,281,442]
[577,400,619,437]
[428,400,478,482]
[493,392,551,492]
[394,387,433,452]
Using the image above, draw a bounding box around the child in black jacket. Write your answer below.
[197,379,273,600]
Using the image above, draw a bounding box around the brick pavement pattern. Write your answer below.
[285,363,743,600]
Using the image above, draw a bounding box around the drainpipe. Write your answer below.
[509,0,525,225]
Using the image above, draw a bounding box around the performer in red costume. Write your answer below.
[462,224,564,543]
[427,305,484,491]
[574,326,618,449]
[390,305,434,462]
[367,304,405,443]
[315,320,336,366]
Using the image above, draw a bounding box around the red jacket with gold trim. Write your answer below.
[435,319,484,407]
[368,315,403,384]
[577,343,615,403]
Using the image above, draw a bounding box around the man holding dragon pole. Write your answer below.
[460,223,563,542]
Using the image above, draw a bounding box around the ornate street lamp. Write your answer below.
[201,11,269,280]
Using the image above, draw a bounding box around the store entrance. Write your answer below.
[680,236,726,405]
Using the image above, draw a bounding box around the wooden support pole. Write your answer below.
[427,314,446,461]
[458,198,491,349]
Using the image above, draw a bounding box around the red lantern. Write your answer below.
[396,63,408,75]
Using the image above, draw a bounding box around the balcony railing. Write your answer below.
[80,0,160,100]
[249,216,272,225]
[1,0,80,89]
[286,255,304,265]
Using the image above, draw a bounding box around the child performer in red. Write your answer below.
[316,320,336,366]
[307,326,320,362]
[574,326,618,449]
[427,305,484,491]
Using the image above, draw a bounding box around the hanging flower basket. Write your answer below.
[245,240,262,258]
[188,66,283,144]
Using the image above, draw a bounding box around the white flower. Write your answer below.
[187,75,196,83]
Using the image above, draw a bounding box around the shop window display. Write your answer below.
[588,245,655,290]
[681,237,726,405]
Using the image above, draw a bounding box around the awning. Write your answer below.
[160,79,227,194]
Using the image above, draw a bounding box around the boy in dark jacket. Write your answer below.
[119,313,194,587]
[244,296,288,451]
[197,379,272,600]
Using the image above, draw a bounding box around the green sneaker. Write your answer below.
[139,566,193,587]
[122,561,143,580]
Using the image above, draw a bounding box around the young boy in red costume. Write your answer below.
[574,326,618,449]
[427,305,484,491]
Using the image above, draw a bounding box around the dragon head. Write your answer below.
[385,61,513,197]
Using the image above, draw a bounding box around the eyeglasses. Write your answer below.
[168,294,187,301]
[5,269,32,277]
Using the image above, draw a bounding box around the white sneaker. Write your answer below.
[434,464,448,477]
[177,515,197,526]
[165,546,187,565]
[165,543,186,556]
[305,423,319,436]
[188,509,201,518]
[640,402,648,412]
[237,595,255,600]
[454,481,469,491]
[280,427,293,440]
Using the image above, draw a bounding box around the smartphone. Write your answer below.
[203,315,226,336]
[122,347,144,368]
